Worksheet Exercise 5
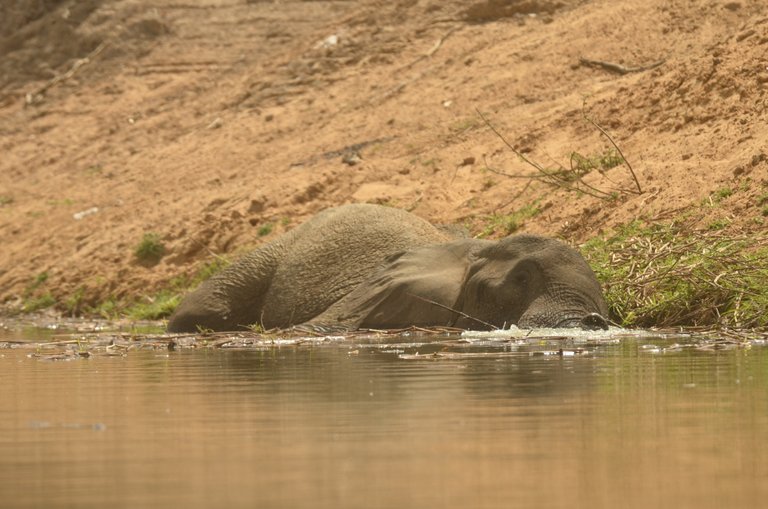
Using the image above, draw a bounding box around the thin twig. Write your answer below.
[566,154,622,197]
[408,293,498,330]
[475,108,547,177]
[486,155,535,211]
[498,179,534,211]
[581,98,642,194]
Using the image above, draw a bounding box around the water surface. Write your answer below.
[1,323,767,509]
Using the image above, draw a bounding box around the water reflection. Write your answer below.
[1,329,767,509]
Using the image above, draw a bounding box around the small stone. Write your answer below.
[248,198,267,214]
[342,151,361,166]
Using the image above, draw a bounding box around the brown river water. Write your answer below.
[1,322,767,509]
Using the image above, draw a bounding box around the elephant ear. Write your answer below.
[308,241,474,329]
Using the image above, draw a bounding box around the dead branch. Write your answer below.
[475,108,621,200]
[403,26,461,70]
[25,42,108,106]
[579,57,665,75]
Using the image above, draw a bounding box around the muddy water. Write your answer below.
[1,326,767,509]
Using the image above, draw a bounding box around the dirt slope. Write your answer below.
[0,0,767,315]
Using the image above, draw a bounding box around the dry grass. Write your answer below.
[582,220,768,328]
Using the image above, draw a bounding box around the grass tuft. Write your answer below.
[570,148,624,176]
[126,292,181,320]
[135,233,165,264]
[22,293,56,313]
[478,203,541,238]
[257,223,274,237]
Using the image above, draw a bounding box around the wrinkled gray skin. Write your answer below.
[167,204,609,333]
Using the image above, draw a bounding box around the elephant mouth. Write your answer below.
[554,313,609,330]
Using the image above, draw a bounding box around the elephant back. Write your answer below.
[260,204,452,328]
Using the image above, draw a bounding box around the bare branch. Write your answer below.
[408,293,499,330]
[581,98,643,194]
[476,107,642,200]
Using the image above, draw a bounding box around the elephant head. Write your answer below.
[311,234,609,331]
[454,235,609,330]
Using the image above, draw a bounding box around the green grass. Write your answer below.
[27,272,49,291]
[478,203,542,238]
[710,187,733,204]
[582,220,768,328]
[64,287,85,316]
[449,117,481,134]
[19,272,56,312]
[126,291,181,320]
[135,232,165,263]
[257,223,274,237]
[90,298,122,320]
[123,256,231,320]
[13,244,230,320]
[191,257,229,285]
[22,292,56,313]
[569,148,624,176]
[38,256,233,321]
[707,218,730,231]
[247,323,266,333]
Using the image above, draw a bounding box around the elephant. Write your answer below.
[167,203,609,333]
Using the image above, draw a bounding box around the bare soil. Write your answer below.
[1,0,767,315]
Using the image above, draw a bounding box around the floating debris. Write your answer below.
[28,420,106,431]
[399,351,521,361]
[2,317,768,362]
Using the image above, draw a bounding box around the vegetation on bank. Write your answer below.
[582,220,768,329]
[122,257,229,320]
[12,257,230,322]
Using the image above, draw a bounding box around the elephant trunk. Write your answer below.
[516,283,609,330]
[554,313,609,330]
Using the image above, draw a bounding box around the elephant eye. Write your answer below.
[508,262,537,288]
[512,272,529,286]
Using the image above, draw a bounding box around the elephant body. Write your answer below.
[167,204,609,332]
